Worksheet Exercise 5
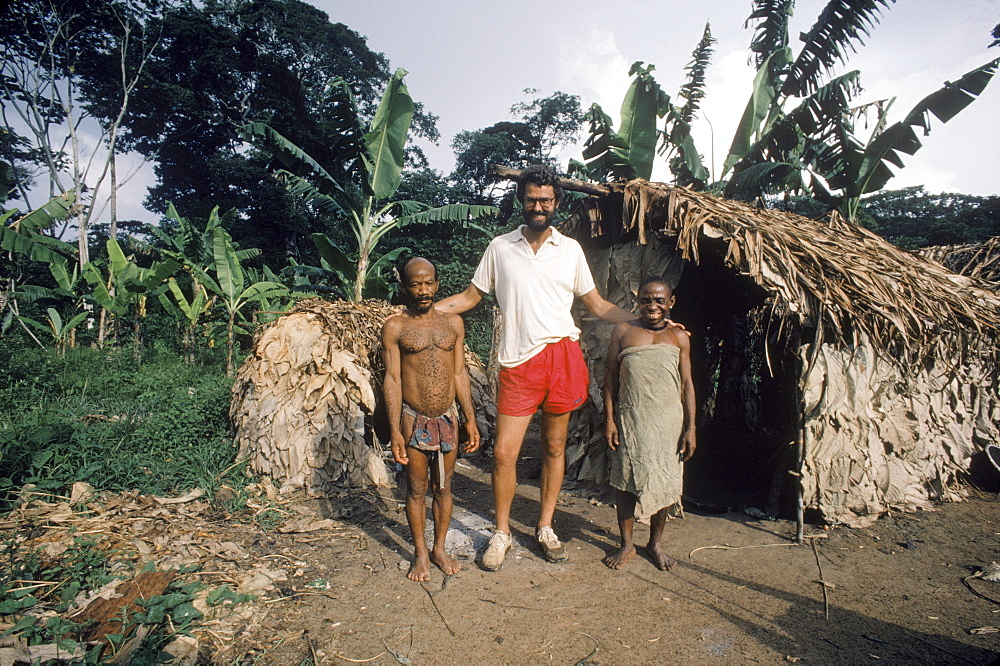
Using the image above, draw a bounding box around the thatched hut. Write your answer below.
[230,300,495,497]
[920,236,1000,288]
[560,179,1000,529]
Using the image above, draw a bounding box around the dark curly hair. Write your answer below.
[516,164,563,204]
[638,275,673,294]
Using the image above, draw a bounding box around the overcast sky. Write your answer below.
[83,0,1000,226]
[308,0,1000,196]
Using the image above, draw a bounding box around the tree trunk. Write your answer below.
[490,165,612,196]
[227,312,236,376]
[353,247,370,303]
[110,154,118,241]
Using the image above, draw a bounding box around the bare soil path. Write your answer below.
[243,448,1000,665]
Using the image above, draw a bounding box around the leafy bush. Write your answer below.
[0,345,240,506]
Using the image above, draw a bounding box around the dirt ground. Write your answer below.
[9,439,998,664]
[228,440,1000,666]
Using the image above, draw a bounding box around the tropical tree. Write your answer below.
[82,238,179,352]
[111,0,438,266]
[241,68,498,301]
[720,0,1000,221]
[0,0,166,268]
[194,227,288,375]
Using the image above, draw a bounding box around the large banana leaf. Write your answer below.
[310,233,355,291]
[1,194,77,265]
[747,0,793,67]
[274,170,345,217]
[393,203,498,231]
[239,123,345,198]
[676,23,715,124]
[581,103,635,181]
[238,281,287,304]
[211,227,244,303]
[783,0,893,97]
[13,191,77,233]
[723,47,790,174]
[363,68,414,200]
[617,62,670,181]
[364,247,408,301]
[854,56,1000,196]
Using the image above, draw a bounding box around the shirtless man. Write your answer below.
[382,257,481,581]
[602,276,696,571]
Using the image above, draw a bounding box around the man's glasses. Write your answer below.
[523,197,556,207]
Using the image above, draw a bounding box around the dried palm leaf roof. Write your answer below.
[576,180,1000,355]
[919,236,1000,288]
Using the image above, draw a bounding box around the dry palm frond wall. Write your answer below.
[230,300,495,496]
[567,180,1000,526]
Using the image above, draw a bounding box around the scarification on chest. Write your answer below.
[398,323,457,355]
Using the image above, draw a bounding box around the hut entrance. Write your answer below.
[671,245,799,517]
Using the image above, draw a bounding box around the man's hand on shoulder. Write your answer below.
[665,319,690,336]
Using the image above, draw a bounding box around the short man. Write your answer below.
[436,165,653,570]
[382,257,481,581]
[602,276,696,571]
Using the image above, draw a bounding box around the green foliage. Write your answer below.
[857,186,1000,249]
[242,68,498,302]
[0,346,238,507]
[0,535,115,657]
[720,1,1000,218]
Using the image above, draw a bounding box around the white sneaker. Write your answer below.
[536,525,567,562]
[481,529,513,571]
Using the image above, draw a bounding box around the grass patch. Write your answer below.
[0,344,240,506]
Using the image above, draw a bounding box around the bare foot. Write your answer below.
[407,552,432,581]
[647,542,677,571]
[430,548,462,576]
[603,543,636,569]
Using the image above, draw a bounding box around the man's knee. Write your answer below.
[493,443,520,468]
[541,435,567,458]
[407,479,429,499]
[431,476,452,499]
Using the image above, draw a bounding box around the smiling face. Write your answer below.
[522,182,558,232]
[637,280,675,328]
[402,258,439,313]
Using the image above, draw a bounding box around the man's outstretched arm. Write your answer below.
[435,283,486,315]
[579,288,636,324]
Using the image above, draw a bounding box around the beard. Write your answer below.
[524,209,555,232]
[410,298,434,313]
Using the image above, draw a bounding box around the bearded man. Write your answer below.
[436,165,654,570]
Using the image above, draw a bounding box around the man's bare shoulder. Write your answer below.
[667,326,690,349]
[611,319,637,337]
[443,312,465,330]
[381,313,406,336]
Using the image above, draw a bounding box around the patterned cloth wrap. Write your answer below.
[403,403,457,454]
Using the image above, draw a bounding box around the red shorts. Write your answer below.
[497,338,589,417]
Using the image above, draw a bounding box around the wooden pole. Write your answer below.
[489,165,612,196]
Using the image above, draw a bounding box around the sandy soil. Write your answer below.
[229,442,1000,666]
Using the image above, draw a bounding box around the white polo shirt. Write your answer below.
[472,225,596,367]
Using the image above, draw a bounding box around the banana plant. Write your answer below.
[720,0,1000,219]
[575,53,712,188]
[579,62,671,183]
[195,226,288,375]
[240,68,498,301]
[1,191,78,265]
[158,275,215,365]
[83,238,180,351]
[18,307,89,356]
